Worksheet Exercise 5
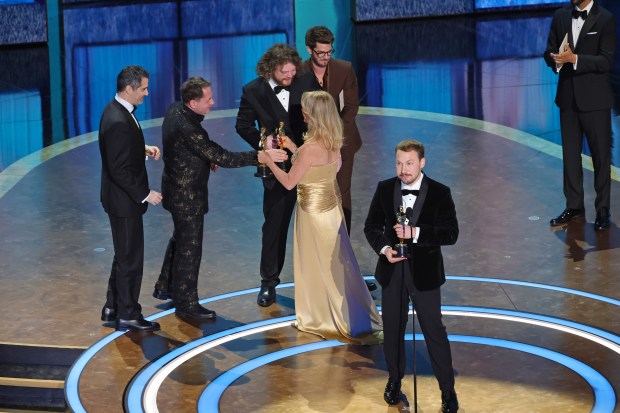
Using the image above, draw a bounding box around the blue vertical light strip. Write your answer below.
[46,0,65,144]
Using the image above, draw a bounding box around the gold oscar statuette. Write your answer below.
[255,127,273,179]
[394,205,408,258]
[275,121,289,172]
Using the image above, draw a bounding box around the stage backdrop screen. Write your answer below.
[0,0,46,45]
[356,0,565,21]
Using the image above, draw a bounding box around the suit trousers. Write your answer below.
[105,214,144,320]
[260,177,297,286]
[156,213,204,309]
[560,103,612,213]
[336,148,355,234]
[381,261,455,391]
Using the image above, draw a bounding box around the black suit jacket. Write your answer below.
[161,102,257,216]
[235,72,319,149]
[543,2,616,111]
[364,175,458,291]
[99,99,150,217]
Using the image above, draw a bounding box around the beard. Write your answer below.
[311,54,329,68]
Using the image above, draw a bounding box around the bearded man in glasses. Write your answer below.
[301,26,376,292]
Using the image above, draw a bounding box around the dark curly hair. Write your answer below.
[256,43,301,81]
[305,26,334,49]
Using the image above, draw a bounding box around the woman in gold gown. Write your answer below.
[258,90,382,344]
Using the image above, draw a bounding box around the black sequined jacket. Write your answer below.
[161,102,258,215]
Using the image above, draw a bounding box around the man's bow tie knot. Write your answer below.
[572,9,587,20]
[402,189,419,196]
[274,85,290,94]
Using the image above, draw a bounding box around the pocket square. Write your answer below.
[587,32,597,35]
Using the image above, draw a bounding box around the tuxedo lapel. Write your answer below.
[409,176,428,226]
[576,3,600,52]
[392,179,402,218]
[563,8,575,50]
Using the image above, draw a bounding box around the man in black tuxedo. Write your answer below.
[364,140,459,412]
[153,77,287,319]
[99,66,163,332]
[544,0,616,230]
[236,43,317,307]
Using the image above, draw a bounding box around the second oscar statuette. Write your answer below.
[255,127,273,178]
[275,121,289,172]
[394,205,408,258]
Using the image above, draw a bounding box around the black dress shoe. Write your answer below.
[175,304,216,319]
[595,208,611,231]
[365,280,377,291]
[116,318,160,332]
[550,208,585,226]
[441,389,459,413]
[257,285,276,307]
[383,378,401,405]
[153,287,173,300]
[101,307,115,322]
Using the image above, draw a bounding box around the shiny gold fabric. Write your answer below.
[294,160,383,344]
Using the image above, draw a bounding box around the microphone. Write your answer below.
[405,207,414,222]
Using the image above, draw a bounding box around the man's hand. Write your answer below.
[384,247,407,264]
[265,134,277,149]
[551,44,576,66]
[146,190,162,206]
[393,223,415,240]
[259,149,288,164]
[145,145,161,160]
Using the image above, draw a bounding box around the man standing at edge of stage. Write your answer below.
[99,65,162,332]
[544,0,616,231]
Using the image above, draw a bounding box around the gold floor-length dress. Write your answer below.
[294,160,383,344]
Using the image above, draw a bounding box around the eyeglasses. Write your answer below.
[312,48,335,58]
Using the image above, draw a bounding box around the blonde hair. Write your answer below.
[301,91,343,150]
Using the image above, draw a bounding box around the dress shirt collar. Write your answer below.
[115,94,135,113]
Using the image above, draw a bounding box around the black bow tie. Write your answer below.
[572,9,587,20]
[274,85,290,94]
[402,189,419,196]
[131,105,137,114]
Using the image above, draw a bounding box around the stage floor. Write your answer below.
[1,108,619,412]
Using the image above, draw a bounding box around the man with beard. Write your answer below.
[364,140,459,411]
[544,0,616,231]
[236,43,317,307]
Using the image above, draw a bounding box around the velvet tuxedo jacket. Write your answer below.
[99,99,150,217]
[364,175,458,291]
[543,2,616,111]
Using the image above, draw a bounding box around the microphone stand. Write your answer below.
[406,208,418,413]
